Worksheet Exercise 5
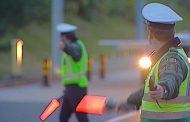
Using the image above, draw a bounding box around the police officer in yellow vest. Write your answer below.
[57,23,89,122]
[111,3,190,122]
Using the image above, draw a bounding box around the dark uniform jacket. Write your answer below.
[63,40,82,62]
[126,37,190,109]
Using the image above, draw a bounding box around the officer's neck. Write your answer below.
[153,39,168,52]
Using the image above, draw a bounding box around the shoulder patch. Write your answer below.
[166,58,177,62]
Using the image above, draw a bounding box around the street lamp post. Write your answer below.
[136,0,145,41]
[51,0,64,78]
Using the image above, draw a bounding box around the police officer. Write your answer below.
[107,3,190,122]
[57,23,89,122]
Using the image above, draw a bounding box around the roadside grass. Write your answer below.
[0,16,136,76]
[0,12,190,76]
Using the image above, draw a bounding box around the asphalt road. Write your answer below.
[0,101,141,122]
[0,57,142,122]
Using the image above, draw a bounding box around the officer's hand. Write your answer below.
[117,102,137,112]
[105,99,117,112]
[60,41,65,50]
[149,85,164,99]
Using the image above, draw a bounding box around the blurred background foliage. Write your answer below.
[1,0,190,52]
[0,0,51,51]
[0,0,190,76]
[65,0,135,21]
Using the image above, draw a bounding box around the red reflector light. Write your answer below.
[40,99,60,121]
[76,95,106,115]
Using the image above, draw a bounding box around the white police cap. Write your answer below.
[142,3,183,24]
[56,23,77,33]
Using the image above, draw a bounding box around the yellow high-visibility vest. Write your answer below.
[61,40,88,88]
[142,48,190,120]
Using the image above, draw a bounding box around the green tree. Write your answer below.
[0,0,50,36]
[65,0,136,21]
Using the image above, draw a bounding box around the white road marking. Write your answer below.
[105,111,139,122]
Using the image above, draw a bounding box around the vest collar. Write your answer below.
[150,37,181,66]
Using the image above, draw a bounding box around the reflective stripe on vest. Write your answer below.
[63,72,86,79]
[143,93,190,104]
[142,101,190,112]
[141,111,190,120]
[142,48,190,119]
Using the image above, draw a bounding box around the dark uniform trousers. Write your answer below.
[59,84,89,122]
